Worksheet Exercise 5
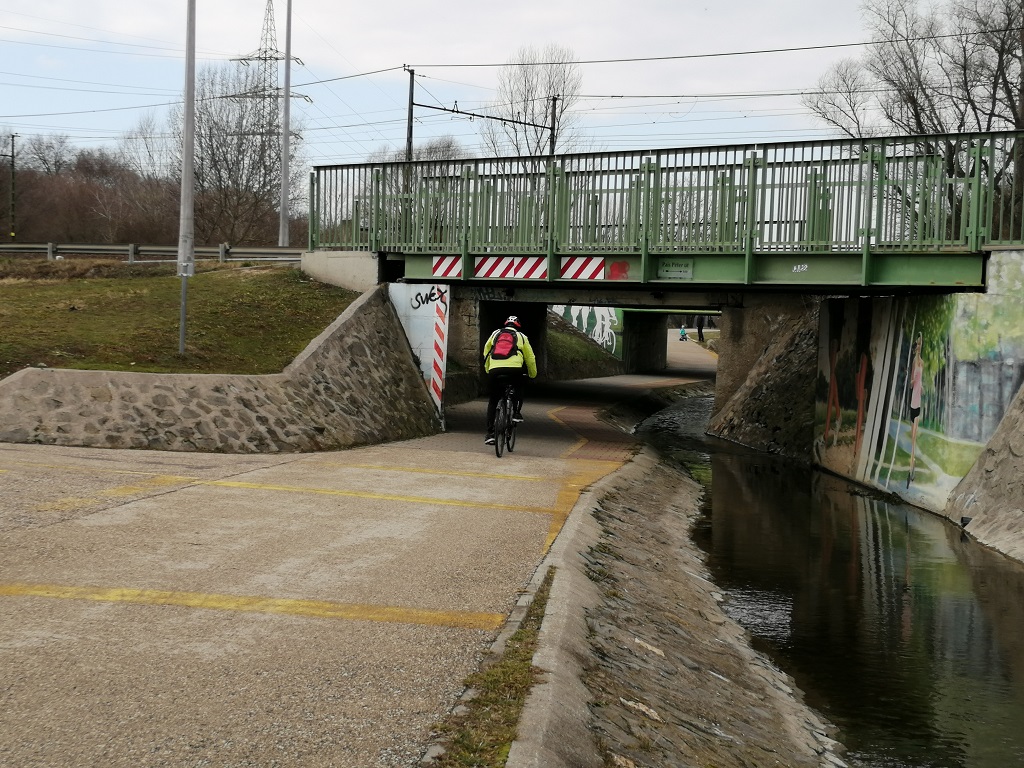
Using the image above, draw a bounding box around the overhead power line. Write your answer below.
[409,26,1024,69]
[0,102,178,119]
[293,67,404,88]
[0,35,226,60]
[577,88,896,100]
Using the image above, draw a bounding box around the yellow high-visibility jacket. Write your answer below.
[483,327,538,377]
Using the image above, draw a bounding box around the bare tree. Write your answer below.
[481,44,583,156]
[804,0,1024,137]
[804,59,882,138]
[803,0,1024,239]
[168,62,306,245]
[23,135,74,176]
[367,134,467,163]
[116,114,180,242]
[119,113,174,180]
[950,0,1024,129]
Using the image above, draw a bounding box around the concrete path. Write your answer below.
[0,341,717,767]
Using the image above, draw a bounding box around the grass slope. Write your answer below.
[0,259,359,380]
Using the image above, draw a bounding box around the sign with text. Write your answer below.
[657,257,694,280]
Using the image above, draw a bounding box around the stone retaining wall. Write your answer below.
[0,285,440,453]
[708,295,821,462]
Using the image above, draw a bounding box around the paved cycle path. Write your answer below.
[0,347,715,766]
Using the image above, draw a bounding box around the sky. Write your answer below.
[0,0,874,170]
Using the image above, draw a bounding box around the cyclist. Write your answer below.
[483,315,537,445]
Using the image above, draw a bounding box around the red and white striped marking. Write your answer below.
[432,255,462,278]
[473,255,518,278]
[514,256,548,279]
[429,292,448,412]
[472,255,549,279]
[560,256,606,280]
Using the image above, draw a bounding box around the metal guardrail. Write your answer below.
[309,130,1024,288]
[0,243,305,264]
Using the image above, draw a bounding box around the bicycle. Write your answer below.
[493,382,519,458]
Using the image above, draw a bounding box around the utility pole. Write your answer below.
[177,0,197,356]
[549,95,559,157]
[277,0,292,246]
[7,133,16,240]
[405,67,415,162]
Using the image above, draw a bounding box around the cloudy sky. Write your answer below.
[0,0,873,168]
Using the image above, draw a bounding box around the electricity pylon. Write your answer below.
[233,0,284,145]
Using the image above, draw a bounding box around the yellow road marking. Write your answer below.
[6,461,555,515]
[34,475,196,513]
[0,583,504,631]
[7,453,622,539]
[547,406,590,459]
[321,462,546,482]
[203,479,555,514]
[541,462,622,553]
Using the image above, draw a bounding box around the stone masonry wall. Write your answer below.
[707,295,821,463]
[0,285,440,453]
[449,290,482,375]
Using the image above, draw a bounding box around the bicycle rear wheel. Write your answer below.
[494,399,507,458]
[506,407,517,452]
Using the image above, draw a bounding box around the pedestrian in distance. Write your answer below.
[696,314,705,343]
[483,315,537,445]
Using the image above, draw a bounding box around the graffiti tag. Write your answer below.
[411,286,448,311]
[469,287,511,302]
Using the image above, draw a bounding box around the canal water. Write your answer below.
[637,396,1024,768]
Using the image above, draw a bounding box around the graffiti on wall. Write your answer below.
[387,284,449,412]
[815,251,1024,511]
[550,304,623,358]
[410,285,448,311]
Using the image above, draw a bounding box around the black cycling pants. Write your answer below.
[486,369,525,433]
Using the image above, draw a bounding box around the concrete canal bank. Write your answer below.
[508,444,846,768]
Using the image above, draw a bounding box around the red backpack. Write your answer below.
[489,328,520,360]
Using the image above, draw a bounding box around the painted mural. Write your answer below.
[550,304,624,359]
[815,251,1024,512]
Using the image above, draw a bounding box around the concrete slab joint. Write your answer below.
[0,285,440,453]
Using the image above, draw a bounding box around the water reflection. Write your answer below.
[638,399,1024,768]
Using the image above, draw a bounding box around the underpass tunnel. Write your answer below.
[451,293,727,402]
[619,309,722,374]
[477,301,721,379]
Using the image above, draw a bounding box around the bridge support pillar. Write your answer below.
[622,312,668,373]
[709,294,820,461]
[448,291,482,377]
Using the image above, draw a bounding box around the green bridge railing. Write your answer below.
[310,130,1024,289]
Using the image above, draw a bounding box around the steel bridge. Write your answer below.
[309,130,1024,292]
